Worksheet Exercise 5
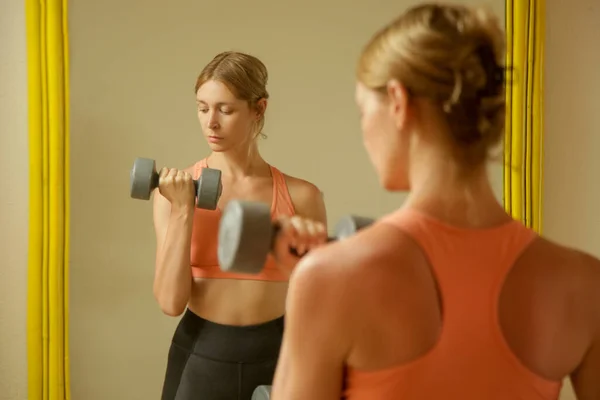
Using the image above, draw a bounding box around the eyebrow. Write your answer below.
[196,100,234,106]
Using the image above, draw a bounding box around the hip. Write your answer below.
[171,308,285,363]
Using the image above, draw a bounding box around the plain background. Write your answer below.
[1,0,598,399]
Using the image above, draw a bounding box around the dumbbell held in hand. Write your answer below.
[129,157,223,210]
[217,199,374,274]
[252,385,271,400]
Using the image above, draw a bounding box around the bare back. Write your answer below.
[500,237,600,398]
[339,210,600,399]
[274,207,600,400]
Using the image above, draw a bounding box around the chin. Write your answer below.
[206,143,228,152]
[377,156,410,191]
[379,170,410,192]
[382,179,409,192]
[208,147,226,152]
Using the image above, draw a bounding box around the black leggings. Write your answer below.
[161,308,284,400]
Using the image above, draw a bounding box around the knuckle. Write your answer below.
[290,216,304,228]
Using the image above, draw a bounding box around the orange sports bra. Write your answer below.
[189,158,295,281]
[343,208,563,400]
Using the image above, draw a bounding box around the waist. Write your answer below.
[188,278,288,325]
[172,308,284,363]
[191,263,288,282]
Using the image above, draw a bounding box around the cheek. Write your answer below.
[361,109,394,158]
[197,111,211,126]
[361,108,407,184]
[360,110,378,146]
[227,114,251,132]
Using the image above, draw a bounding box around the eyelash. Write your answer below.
[198,108,232,115]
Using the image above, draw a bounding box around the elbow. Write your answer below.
[153,288,188,317]
[160,303,186,317]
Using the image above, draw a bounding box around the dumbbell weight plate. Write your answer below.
[196,168,223,210]
[334,215,375,239]
[130,158,157,200]
[251,385,272,400]
[218,200,274,274]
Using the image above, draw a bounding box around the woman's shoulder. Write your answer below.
[282,173,323,201]
[275,170,326,222]
[527,236,600,293]
[295,221,417,285]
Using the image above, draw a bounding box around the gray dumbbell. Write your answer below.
[129,157,223,210]
[252,385,271,400]
[217,199,374,274]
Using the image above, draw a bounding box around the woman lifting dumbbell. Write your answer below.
[152,51,327,400]
[270,3,600,400]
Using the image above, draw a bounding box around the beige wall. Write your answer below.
[0,0,29,398]
[67,1,503,399]
[1,0,597,399]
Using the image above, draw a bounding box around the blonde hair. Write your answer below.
[357,3,506,165]
[195,51,270,138]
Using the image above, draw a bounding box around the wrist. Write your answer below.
[170,204,194,219]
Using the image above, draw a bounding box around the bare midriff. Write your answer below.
[188,278,288,325]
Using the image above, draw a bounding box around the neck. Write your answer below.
[404,145,507,228]
[206,142,268,179]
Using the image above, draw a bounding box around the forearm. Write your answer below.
[153,207,194,316]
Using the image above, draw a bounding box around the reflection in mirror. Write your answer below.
[68,1,505,399]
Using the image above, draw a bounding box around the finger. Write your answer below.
[159,169,174,188]
[289,216,311,254]
[176,170,187,182]
[304,220,327,249]
[159,167,169,178]
[276,217,300,253]
[313,222,327,244]
[167,168,179,178]
[182,172,194,190]
[174,171,185,187]
[157,168,169,190]
[302,220,318,249]
[173,170,184,187]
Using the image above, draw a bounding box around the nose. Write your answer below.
[207,111,220,130]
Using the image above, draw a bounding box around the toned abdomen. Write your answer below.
[188,278,288,326]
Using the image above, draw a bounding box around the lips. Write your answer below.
[208,136,224,143]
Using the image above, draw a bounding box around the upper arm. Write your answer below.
[570,254,600,400]
[285,176,328,228]
[271,254,350,400]
[572,340,600,400]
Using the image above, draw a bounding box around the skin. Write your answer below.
[151,79,327,326]
[270,79,600,400]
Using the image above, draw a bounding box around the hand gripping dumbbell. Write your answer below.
[217,199,375,274]
[252,385,271,400]
[129,157,223,210]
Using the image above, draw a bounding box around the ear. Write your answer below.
[255,98,268,120]
[386,80,410,129]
